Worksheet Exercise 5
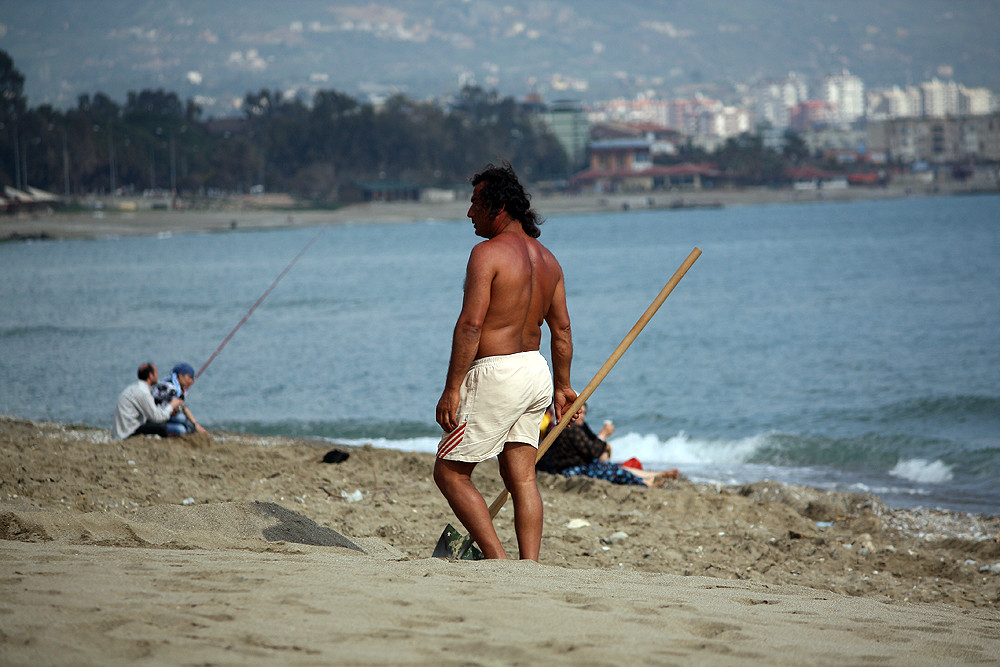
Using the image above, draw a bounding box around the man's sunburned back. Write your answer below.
[474,228,563,359]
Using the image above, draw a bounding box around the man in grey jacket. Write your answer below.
[112,362,183,440]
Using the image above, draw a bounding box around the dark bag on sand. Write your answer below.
[320,449,350,464]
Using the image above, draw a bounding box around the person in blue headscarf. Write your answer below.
[152,363,207,436]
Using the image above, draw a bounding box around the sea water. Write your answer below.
[2,194,998,515]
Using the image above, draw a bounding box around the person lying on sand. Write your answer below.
[537,403,679,487]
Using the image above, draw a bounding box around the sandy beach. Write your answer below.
[1,416,998,665]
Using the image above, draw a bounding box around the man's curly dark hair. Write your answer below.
[470,161,544,238]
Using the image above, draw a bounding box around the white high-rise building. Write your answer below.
[750,74,808,129]
[920,78,961,117]
[867,85,921,120]
[868,81,996,120]
[821,70,865,124]
[958,86,996,115]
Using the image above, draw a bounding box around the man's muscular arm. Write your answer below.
[436,243,495,432]
[545,271,578,421]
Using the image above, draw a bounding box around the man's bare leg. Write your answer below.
[497,442,543,561]
[433,458,508,559]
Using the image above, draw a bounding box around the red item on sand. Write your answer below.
[621,457,643,470]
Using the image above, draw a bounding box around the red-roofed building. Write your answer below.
[572,162,722,193]
[785,166,848,190]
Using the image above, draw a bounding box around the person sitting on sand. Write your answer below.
[537,403,679,487]
[152,363,207,436]
[112,362,184,440]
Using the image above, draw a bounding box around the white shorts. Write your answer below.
[437,351,553,463]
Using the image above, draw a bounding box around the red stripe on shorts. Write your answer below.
[437,423,466,459]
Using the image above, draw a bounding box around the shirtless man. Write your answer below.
[434,162,577,561]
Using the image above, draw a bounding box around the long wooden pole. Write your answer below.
[462,247,702,553]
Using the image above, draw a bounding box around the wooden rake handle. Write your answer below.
[485,247,702,519]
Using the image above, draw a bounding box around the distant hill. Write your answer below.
[3,0,998,117]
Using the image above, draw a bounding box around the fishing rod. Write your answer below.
[191,226,325,385]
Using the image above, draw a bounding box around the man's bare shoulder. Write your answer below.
[468,237,506,264]
[470,231,561,277]
[470,234,524,263]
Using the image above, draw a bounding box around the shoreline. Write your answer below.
[2,414,998,663]
[2,182,997,242]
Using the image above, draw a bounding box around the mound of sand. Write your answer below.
[0,500,377,552]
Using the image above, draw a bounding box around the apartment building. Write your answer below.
[821,71,866,125]
[750,75,809,129]
[546,99,591,170]
[868,113,1000,163]
[867,80,997,120]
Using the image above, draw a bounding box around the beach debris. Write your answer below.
[564,518,591,529]
[979,563,1000,574]
[601,531,629,545]
[341,489,364,503]
[181,497,195,505]
[320,448,350,464]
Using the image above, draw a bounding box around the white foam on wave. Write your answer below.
[332,430,767,467]
[605,430,766,467]
[336,435,440,455]
[888,458,954,484]
[847,482,932,498]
